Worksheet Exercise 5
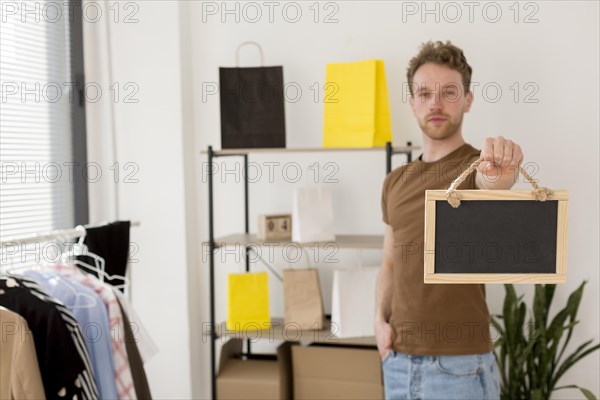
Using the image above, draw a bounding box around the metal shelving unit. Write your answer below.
[205,141,416,399]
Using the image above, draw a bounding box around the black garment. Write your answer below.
[13,275,99,400]
[79,221,131,291]
[117,298,152,400]
[0,278,85,399]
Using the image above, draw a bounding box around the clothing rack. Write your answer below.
[0,221,140,247]
[1,220,141,299]
[0,219,155,400]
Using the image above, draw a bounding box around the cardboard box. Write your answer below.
[292,344,384,400]
[217,339,292,399]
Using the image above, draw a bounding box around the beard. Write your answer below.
[418,112,464,141]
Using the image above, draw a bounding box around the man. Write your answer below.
[375,41,521,399]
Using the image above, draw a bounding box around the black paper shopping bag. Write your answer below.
[219,42,286,149]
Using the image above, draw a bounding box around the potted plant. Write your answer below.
[492,282,599,400]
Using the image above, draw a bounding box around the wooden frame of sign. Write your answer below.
[424,190,568,284]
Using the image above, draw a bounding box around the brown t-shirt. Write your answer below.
[381,143,493,355]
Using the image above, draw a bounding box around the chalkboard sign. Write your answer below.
[424,190,568,284]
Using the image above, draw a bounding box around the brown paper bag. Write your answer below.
[283,268,325,330]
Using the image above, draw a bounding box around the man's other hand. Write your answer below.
[375,318,394,361]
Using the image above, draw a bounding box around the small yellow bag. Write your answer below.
[323,59,392,148]
[227,272,270,331]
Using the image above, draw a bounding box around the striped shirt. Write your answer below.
[6,275,99,400]
[50,265,137,400]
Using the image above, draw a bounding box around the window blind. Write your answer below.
[1,0,77,241]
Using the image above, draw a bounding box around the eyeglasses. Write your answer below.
[413,83,465,103]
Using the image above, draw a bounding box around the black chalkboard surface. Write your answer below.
[424,190,568,284]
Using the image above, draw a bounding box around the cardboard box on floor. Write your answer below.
[292,344,384,400]
[217,338,292,400]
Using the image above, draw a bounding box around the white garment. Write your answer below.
[112,288,159,364]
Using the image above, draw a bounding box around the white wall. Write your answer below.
[189,2,599,399]
[85,1,599,399]
[83,1,193,398]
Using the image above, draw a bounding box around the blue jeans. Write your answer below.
[382,351,500,400]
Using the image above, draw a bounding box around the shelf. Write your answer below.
[205,142,396,398]
[208,233,383,249]
[210,318,376,346]
[201,145,418,156]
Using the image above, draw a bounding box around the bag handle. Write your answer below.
[445,157,553,208]
[235,41,265,67]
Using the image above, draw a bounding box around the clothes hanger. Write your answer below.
[52,275,97,309]
[60,225,130,288]
[0,242,37,284]
[24,268,98,310]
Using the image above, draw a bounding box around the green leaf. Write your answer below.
[549,282,587,388]
[545,308,569,381]
[533,288,551,392]
[544,284,556,313]
[556,282,587,367]
[501,284,529,399]
[517,302,527,341]
[495,281,599,400]
[533,284,547,331]
[493,350,508,392]
[532,388,544,400]
[525,324,542,391]
[547,319,579,385]
[553,343,600,387]
[579,387,597,400]
[503,284,517,352]
[491,317,505,336]
[555,385,598,400]
[546,309,568,342]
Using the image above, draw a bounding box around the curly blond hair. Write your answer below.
[406,41,473,96]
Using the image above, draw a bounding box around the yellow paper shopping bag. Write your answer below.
[227,272,270,331]
[323,59,392,148]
